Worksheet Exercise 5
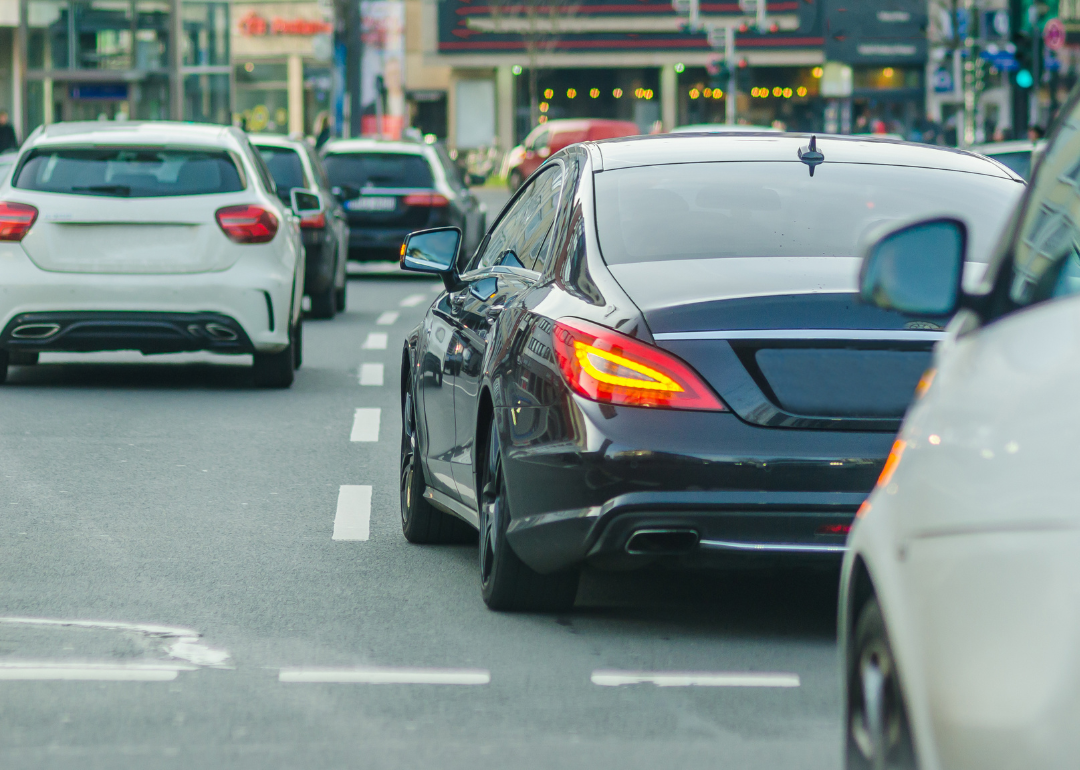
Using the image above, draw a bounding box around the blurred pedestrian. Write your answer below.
[0,111,19,152]
[313,112,332,150]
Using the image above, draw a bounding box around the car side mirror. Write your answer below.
[859,217,966,316]
[290,188,321,216]
[400,226,463,291]
[331,184,358,202]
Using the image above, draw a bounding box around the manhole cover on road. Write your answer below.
[0,617,231,680]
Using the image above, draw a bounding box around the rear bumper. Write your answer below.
[1,311,255,355]
[506,490,858,573]
[0,244,294,352]
[497,401,891,573]
[348,227,412,258]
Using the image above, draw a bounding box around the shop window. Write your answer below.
[184,72,230,124]
[26,0,70,69]
[182,1,228,67]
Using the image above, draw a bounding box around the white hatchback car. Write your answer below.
[0,121,306,387]
[841,99,1080,767]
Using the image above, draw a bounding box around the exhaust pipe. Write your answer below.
[204,323,238,341]
[625,528,700,555]
[11,323,60,340]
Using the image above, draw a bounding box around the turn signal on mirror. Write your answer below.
[0,202,38,241]
[552,318,726,410]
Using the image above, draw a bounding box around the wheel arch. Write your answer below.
[473,385,496,497]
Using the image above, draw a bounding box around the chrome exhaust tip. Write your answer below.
[204,323,238,341]
[11,323,61,340]
[625,528,700,555]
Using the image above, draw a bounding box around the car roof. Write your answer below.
[321,138,425,155]
[591,133,1022,179]
[248,133,310,150]
[28,121,241,148]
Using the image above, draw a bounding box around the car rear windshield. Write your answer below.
[255,145,307,200]
[13,147,245,197]
[323,152,434,189]
[594,161,1023,265]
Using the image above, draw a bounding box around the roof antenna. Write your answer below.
[798,135,824,177]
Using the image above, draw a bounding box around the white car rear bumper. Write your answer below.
[0,244,295,353]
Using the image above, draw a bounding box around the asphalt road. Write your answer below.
[0,262,845,768]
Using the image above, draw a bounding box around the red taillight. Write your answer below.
[0,202,38,242]
[215,205,278,244]
[816,523,852,535]
[404,193,449,207]
[300,211,326,229]
[552,318,726,411]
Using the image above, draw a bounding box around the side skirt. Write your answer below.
[423,487,480,529]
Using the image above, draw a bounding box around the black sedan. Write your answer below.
[398,134,1024,611]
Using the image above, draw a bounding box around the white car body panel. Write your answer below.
[844,296,1080,770]
[0,121,302,354]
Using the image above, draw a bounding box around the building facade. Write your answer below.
[411,0,929,150]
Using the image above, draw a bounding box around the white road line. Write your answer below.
[590,670,801,688]
[332,485,372,541]
[279,666,490,685]
[362,332,388,350]
[399,294,426,307]
[359,363,385,386]
[0,661,195,681]
[376,311,399,325]
[349,408,381,442]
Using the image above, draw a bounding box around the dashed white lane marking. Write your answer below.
[400,293,426,307]
[376,311,399,325]
[0,661,195,681]
[359,363,385,386]
[590,670,801,688]
[279,666,490,685]
[362,332,388,350]
[332,485,372,541]
[349,408,381,442]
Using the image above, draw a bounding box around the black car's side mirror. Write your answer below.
[859,218,966,316]
[400,226,463,291]
[331,184,359,201]
[290,188,321,217]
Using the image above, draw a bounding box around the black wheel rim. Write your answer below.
[851,638,902,767]
[400,393,417,525]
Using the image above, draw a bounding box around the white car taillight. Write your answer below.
[215,205,279,244]
[0,202,39,241]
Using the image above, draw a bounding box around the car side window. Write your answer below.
[307,148,331,190]
[471,165,561,273]
[994,105,1080,316]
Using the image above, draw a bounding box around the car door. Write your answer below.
[448,163,566,504]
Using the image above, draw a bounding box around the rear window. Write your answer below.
[986,150,1032,180]
[14,147,245,197]
[255,144,307,200]
[323,152,434,189]
[594,161,1023,265]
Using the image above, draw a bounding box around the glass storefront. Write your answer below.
[21,0,231,133]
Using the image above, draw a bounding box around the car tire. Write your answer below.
[9,352,39,366]
[335,285,347,312]
[480,421,579,612]
[845,597,917,770]
[292,316,303,370]
[309,282,337,319]
[0,350,8,384]
[507,170,523,192]
[252,326,296,388]
[400,388,476,544]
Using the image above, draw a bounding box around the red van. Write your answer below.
[505,119,639,190]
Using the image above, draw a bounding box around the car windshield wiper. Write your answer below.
[70,184,132,197]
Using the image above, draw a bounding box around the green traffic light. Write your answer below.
[1016,69,1034,88]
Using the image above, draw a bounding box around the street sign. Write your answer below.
[1044,18,1066,51]
[932,66,954,93]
